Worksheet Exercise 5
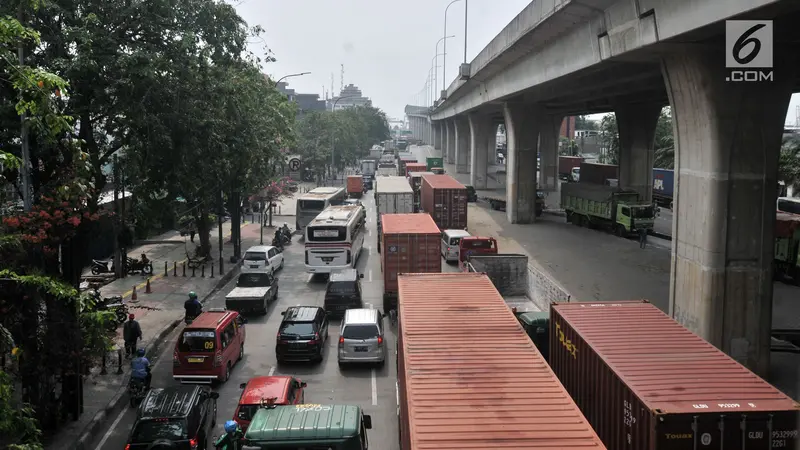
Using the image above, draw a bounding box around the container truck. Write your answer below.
[359,159,377,177]
[404,163,426,177]
[407,171,434,213]
[579,162,618,185]
[396,273,605,450]
[346,175,363,198]
[482,190,545,216]
[397,157,418,177]
[775,212,800,285]
[425,157,443,171]
[550,300,800,450]
[381,214,441,310]
[376,163,396,177]
[374,176,414,253]
[652,168,674,209]
[420,174,468,230]
[559,156,584,180]
[561,183,655,236]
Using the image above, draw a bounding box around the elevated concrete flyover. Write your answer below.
[405,105,433,145]
[419,0,800,378]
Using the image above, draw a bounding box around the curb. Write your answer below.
[649,231,672,241]
[134,239,184,245]
[68,263,241,450]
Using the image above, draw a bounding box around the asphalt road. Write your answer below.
[92,192,462,449]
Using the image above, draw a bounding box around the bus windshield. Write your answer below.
[777,199,800,215]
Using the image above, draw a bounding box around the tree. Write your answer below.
[574,115,598,131]
[599,113,620,164]
[250,177,293,229]
[598,108,673,167]
[779,135,800,190]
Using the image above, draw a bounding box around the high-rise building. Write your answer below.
[274,81,326,116]
[327,84,371,111]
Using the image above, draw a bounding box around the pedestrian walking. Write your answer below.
[190,228,196,242]
[638,227,648,249]
[123,314,142,358]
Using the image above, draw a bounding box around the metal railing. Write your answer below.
[526,263,571,311]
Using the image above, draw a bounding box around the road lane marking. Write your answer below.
[371,369,378,406]
[367,270,372,282]
[95,403,128,449]
[268,366,276,376]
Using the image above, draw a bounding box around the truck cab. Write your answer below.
[614,200,656,236]
[458,236,498,269]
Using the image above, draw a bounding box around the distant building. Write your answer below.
[560,116,577,139]
[328,84,371,111]
[275,81,326,116]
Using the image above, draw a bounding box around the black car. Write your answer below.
[324,269,364,317]
[276,306,330,364]
[126,385,219,450]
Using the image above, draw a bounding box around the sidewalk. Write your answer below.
[48,222,264,450]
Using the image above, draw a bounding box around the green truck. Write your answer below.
[425,156,443,171]
[775,212,800,285]
[561,183,655,236]
[243,404,372,449]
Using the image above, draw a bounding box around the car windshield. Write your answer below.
[342,324,379,340]
[462,239,495,250]
[327,281,357,294]
[633,207,654,218]
[179,330,215,352]
[237,405,259,422]
[280,322,315,336]
[238,273,272,287]
[131,418,187,443]
[244,251,267,261]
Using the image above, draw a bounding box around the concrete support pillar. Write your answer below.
[424,120,430,144]
[538,114,562,192]
[468,113,491,189]
[433,123,442,150]
[661,49,796,376]
[445,120,456,164]
[488,123,497,166]
[617,103,661,201]
[454,117,470,173]
[503,102,540,224]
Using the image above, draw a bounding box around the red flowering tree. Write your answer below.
[250,177,293,228]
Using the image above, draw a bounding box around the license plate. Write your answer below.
[250,265,258,269]
[321,257,333,263]
[354,346,368,352]
[187,357,204,363]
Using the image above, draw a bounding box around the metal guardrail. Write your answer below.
[527,263,571,311]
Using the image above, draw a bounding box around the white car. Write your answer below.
[241,245,284,275]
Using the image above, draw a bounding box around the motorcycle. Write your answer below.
[128,373,149,407]
[274,230,290,246]
[184,303,202,325]
[90,259,114,275]
[126,253,154,275]
[271,236,284,252]
[89,288,128,329]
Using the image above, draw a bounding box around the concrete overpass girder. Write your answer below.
[662,48,798,377]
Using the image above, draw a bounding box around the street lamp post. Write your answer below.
[429,56,443,105]
[442,0,463,92]
[330,95,358,182]
[275,72,311,85]
[434,36,454,100]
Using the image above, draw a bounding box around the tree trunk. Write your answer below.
[197,209,211,258]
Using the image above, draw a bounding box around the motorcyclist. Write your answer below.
[281,223,291,240]
[130,348,151,390]
[215,420,244,450]
[184,291,202,322]
[271,234,283,250]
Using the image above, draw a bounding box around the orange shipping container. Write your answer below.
[550,300,800,450]
[397,273,606,450]
[420,174,468,230]
[346,175,363,195]
[381,214,441,311]
[404,163,427,177]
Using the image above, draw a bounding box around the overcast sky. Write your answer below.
[232,0,799,125]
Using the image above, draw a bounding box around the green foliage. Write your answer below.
[295,105,390,175]
[779,135,800,188]
[574,115,598,131]
[0,371,43,450]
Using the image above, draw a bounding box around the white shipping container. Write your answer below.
[360,159,377,176]
[376,176,414,222]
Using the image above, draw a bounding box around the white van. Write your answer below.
[441,229,471,263]
[241,245,284,275]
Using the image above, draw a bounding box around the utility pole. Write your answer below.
[18,2,32,211]
[217,189,224,268]
[113,156,122,278]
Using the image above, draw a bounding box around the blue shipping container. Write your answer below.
[652,168,674,198]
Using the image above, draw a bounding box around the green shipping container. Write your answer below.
[426,157,443,171]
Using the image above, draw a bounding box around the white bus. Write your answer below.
[295,187,347,231]
[777,197,800,215]
[304,204,367,274]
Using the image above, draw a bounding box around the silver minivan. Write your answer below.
[337,308,385,367]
